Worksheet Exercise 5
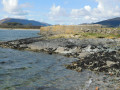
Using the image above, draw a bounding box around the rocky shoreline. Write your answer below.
[0,37,120,75]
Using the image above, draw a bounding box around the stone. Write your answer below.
[81,44,88,48]
[11,41,20,45]
[90,45,97,49]
[19,44,28,48]
[94,67,99,71]
[75,67,82,72]
[78,52,90,58]
[83,45,92,52]
[55,46,81,54]
[55,47,65,54]
[106,61,116,67]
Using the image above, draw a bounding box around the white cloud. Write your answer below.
[84,5,91,11]
[49,5,66,16]
[71,0,120,23]
[49,0,120,24]
[49,4,68,22]
[2,0,28,18]
[71,6,91,18]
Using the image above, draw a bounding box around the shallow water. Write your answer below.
[1,47,105,90]
[0,47,77,89]
[0,29,118,90]
[0,29,40,41]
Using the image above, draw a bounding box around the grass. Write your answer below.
[48,34,75,39]
[40,25,120,39]
[48,33,120,39]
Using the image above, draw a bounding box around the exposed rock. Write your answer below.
[78,52,91,58]
[1,37,120,75]
[106,61,116,67]
[19,44,28,48]
[75,67,82,72]
[10,41,20,45]
[66,51,120,76]
[55,47,65,54]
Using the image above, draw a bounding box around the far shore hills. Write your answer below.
[0,17,120,30]
[0,18,51,30]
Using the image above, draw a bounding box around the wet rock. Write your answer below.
[81,44,88,48]
[75,67,82,72]
[0,61,6,64]
[44,48,56,54]
[66,51,120,75]
[90,45,97,49]
[65,44,76,49]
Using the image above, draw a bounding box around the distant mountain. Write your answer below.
[95,17,120,27]
[0,18,51,26]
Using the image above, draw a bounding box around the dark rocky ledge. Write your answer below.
[0,37,120,75]
[66,50,120,76]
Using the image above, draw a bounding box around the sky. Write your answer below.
[0,0,120,25]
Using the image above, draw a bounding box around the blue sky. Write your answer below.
[0,0,120,25]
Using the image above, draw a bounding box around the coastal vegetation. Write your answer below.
[48,33,120,39]
[40,25,120,39]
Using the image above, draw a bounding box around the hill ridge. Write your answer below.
[95,17,120,27]
[0,18,51,26]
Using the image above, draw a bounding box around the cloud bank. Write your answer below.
[2,0,28,18]
[49,0,120,24]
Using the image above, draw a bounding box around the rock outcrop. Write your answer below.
[0,37,120,75]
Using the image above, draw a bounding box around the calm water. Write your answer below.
[0,29,40,41]
[0,29,103,90]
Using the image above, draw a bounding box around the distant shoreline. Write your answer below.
[0,28,40,31]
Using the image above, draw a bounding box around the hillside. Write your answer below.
[0,18,51,26]
[95,17,120,27]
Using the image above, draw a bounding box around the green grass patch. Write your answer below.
[79,33,120,39]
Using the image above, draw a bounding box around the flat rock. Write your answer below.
[106,61,116,67]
